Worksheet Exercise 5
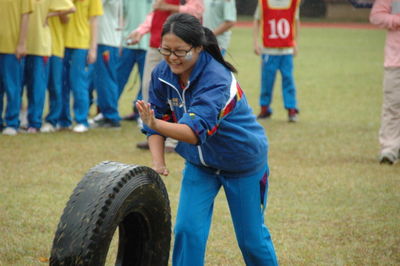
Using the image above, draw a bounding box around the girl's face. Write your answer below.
[160,33,202,82]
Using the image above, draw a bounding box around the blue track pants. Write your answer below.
[117,48,146,106]
[94,45,120,122]
[25,55,50,129]
[0,54,24,129]
[172,162,278,266]
[60,48,91,127]
[45,56,63,126]
[260,54,297,112]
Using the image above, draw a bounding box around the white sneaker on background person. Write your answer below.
[40,122,56,133]
[2,127,18,136]
[73,124,89,133]
[89,113,104,126]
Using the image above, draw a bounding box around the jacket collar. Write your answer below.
[160,51,212,90]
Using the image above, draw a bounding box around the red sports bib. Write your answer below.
[260,0,299,48]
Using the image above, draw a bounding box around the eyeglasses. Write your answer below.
[158,47,193,57]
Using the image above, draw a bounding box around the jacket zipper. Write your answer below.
[158,77,209,167]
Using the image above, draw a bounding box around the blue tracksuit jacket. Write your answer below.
[144,51,269,178]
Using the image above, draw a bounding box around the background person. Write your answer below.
[59,0,103,133]
[253,0,301,122]
[0,0,33,136]
[23,0,75,133]
[370,0,400,164]
[90,0,123,129]
[41,4,76,133]
[136,13,278,266]
[203,0,237,55]
[117,0,152,122]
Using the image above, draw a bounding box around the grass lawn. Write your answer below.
[1,25,399,265]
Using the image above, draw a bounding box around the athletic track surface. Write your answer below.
[236,21,379,30]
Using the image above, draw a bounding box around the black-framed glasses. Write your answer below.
[158,47,193,57]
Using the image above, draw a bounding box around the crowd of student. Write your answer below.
[0,0,240,135]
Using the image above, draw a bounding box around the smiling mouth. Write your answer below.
[169,61,182,66]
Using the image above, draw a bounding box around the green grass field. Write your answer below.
[1,25,399,265]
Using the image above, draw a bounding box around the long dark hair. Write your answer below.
[161,13,237,73]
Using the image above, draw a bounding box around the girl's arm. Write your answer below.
[148,134,169,176]
[136,100,198,145]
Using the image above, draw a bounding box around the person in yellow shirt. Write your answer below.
[23,0,76,133]
[59,0,103,133]
[0,0,33,136]
[41,5,76,133]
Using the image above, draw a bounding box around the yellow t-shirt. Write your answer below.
[64,0,104,49]
[49,17,65,58]
[49,0,74,58]
[0,0,34,54]
[26,0,75,56]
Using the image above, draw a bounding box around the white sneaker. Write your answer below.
[89,113,103,126]
[73,124,89,133]
[2,127,18,136]
[93,113,103,122]
[40,122,56,133]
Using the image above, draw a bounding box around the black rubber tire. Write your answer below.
[50,161,171,266]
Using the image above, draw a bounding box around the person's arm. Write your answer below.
[253,18,261,55]
[45,7,76,26]
[59,13,70,24]
[213,20,235,36]
[136,100,198,145]
[148,134,169,176]
[153,0,178,13]
[293,7,300,56]
[15,13,30,60]
[370,0,400,30]
[46,7,76,19]
[178,0,203,19]
[87,16,99,64]
[126,11,153,45]
[153,0,204,19]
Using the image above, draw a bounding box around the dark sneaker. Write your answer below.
[257,106,272,119]
[165,146,176,153]
[379,152,397,165]
[136,140,149,150]
[92,118,121,129]
[136,140,176,153]
[122,112,140,121]
[288,108,298,123]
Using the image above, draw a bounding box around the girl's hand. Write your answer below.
[136,100,157,129]
[153,164,169,176]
